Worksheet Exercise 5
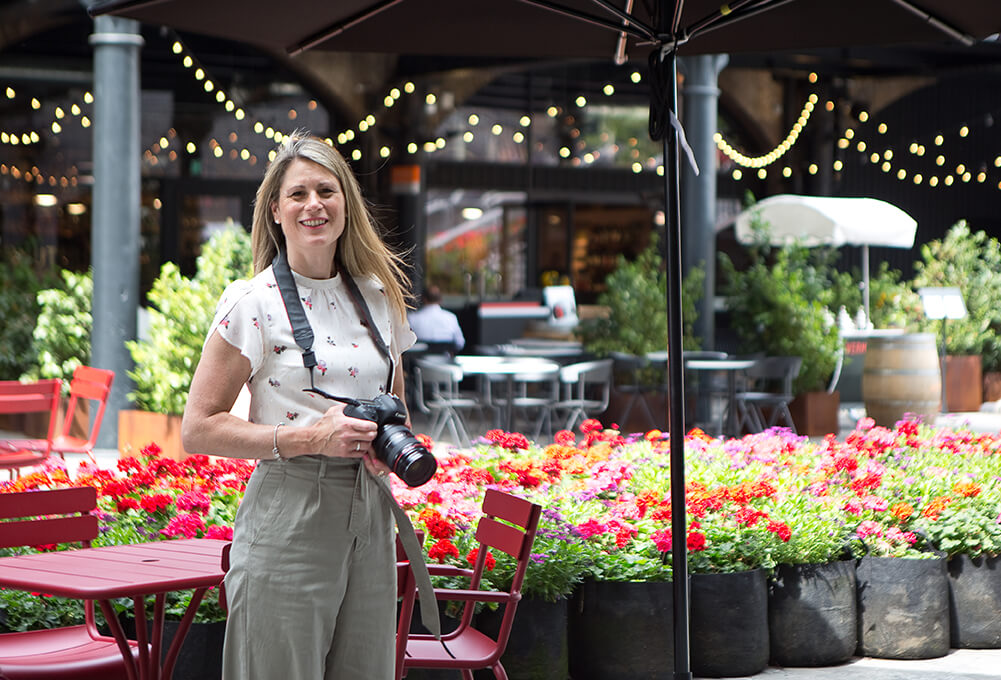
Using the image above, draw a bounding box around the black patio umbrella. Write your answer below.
[88,1,1001,676]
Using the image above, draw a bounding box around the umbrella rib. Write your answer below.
[288,0,407,55]
[516,0,658,42]
[887,0,976,46]
[88,0,172,16]
[682,0,789,44]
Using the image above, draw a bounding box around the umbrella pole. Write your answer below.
[862,244,871,329]
[659,46,693,680]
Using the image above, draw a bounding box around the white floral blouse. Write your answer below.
[207,265,416,430]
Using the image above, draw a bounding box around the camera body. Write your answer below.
[343,393,437,487]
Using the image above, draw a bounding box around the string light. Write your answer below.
[714,94,818,168]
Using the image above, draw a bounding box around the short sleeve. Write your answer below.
[392,309,418,359]
[207,279,267,376]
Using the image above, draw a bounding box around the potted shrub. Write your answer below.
[577,239,704,431]
[909,221,1001,409]
[719,242,842,436]
[19,269,94,438]
[0,246,58,382]
[121,228,252,459]
[0,248,60,436]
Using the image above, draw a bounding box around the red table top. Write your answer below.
[0,538,228,600]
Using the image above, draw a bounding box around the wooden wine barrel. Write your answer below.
[862,333,941,427]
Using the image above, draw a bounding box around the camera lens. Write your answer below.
[375,424,437,487]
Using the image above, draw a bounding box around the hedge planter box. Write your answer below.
[569,579,674,680]
[691,570,769,678]
[856,556,950,660]
[789,390,840,437]
[948,554,1001,649]
[945,355,982,413]
[474,596,568,680]
[118,409,189,461]
[768,561,857,667]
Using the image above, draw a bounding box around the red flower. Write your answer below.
[428,538,460,563]
[116,497,140,512]
[485,430,530,451]
[101,479,133,498]
[554,430,576,446]
[686,531,707,552]
[767,520,792,542]
[139,493,173,513]
[418,508,456,539]
[466,548,496,571]
[735,506,766,527]
[580,419,602,434]
[425,490,443,504]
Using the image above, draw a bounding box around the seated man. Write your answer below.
[407,285,465,353]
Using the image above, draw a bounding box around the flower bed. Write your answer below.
[2,418,1000,631]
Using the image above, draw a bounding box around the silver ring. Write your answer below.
[355,441,360,452]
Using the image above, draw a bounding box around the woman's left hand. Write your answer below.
[363,452,392,480]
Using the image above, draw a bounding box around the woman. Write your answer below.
[183,133,416,679]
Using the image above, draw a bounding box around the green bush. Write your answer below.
[20,269,93,392]
[127,228,252,415]
[0,248,57,379]
[909,221,1001,372]
[578,239,704,358]
[719,244,841,395]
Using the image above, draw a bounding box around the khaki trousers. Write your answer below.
[222,456,396,680]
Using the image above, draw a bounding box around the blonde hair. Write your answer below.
[250,133,412,322]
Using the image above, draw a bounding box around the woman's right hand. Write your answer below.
[312,402,379,459]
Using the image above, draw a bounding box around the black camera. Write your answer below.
[341,393,437,487]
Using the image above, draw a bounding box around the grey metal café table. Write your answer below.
[683,358,757,437]
[453,355,561,432]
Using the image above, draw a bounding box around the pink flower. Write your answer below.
[885,527,916,545]
[856,520,883,539]
[204,524,234,541]
[651,528,672,552]
[160,512,206,539]
[575,519,607,539]
[862,495,888,512]
[843,498,864,515]
[176,490,211,514]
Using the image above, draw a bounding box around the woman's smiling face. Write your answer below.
[271,158,345,274]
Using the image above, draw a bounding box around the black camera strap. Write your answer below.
[272,247,393,394]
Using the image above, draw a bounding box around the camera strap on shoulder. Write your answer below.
[272,247,393,394]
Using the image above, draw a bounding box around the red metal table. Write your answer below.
[0,538,228,680]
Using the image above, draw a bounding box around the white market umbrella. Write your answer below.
[735,194,918,327]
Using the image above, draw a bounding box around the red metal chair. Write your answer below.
[0,487,140,679]
[49,366,115,464]
[0,379,61,478]
[395,489,542,680]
